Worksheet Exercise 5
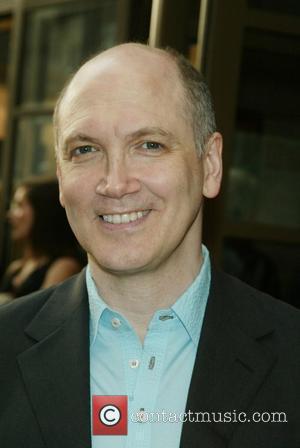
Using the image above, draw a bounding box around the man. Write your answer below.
[0,43,299,448]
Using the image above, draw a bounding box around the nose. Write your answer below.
[95,153,141,198]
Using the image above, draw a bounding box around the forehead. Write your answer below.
[58,49,188,137]
[67,47,183,99]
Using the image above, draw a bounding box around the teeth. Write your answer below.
[102,210,149,224]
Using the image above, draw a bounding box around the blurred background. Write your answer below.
[0,0,299,307]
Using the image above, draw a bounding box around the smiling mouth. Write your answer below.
[100,210,150,225]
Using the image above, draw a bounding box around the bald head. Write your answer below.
[53,43,216,156]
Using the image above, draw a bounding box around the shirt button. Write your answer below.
[129,359,139,368]
[111,317,121,328]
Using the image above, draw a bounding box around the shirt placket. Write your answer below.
[125,311,174,448]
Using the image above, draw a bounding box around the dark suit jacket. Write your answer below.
[0,268,299,447]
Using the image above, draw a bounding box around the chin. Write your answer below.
[89,251,153,276]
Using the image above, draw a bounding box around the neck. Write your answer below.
[22,243,35,260]
[89,246,203,341]
[22,243,48,264]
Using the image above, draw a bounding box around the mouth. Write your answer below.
[99,210,150,225]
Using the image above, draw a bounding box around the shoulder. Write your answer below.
[42,257,82,288]
[0,270,86,335]
[212,268,300,332]
[207,268,300,394]
[0,286,55,350]
[0,271,88,387]
[50,257,82,270]
[5,258,23,275]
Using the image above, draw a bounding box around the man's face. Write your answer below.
[57,50,217,275]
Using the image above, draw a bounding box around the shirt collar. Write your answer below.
[86,265,107,346]
[87,244,211,347]
[171,244,210,345]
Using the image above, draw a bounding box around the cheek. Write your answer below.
[60,169,95,207]
[149,157,202,198]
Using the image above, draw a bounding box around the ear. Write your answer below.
[56,165,65,208]
[202,132,223,198]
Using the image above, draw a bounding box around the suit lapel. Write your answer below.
[180,268,277,447]
[17,271,91,448]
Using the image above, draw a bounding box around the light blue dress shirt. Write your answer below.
[88,245,211,448]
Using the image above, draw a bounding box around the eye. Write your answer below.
[72,145,97,157]
[141,141,163,151]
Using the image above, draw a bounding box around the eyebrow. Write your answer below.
[124,126,179,143]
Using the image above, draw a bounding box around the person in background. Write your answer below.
[0,177,84,304]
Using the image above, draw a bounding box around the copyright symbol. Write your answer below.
[99,404,121,426]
